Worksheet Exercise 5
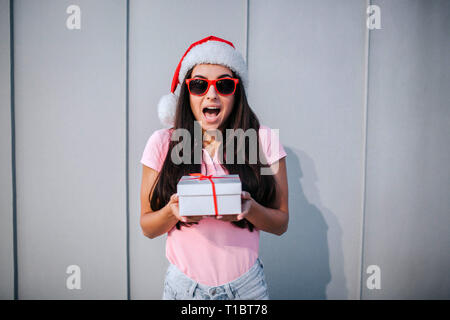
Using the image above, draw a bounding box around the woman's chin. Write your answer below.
[199,120,222,132]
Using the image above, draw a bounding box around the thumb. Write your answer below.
[241,191,250,199]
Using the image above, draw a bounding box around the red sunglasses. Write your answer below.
[185,77,239,96]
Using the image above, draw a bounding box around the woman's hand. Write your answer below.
[215,191,254,222]
[167,194,204,224]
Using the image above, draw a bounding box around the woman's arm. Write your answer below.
[140,165,202,239]
[217,158,289,235]
[140,165,177,239]
[245,157,289,236]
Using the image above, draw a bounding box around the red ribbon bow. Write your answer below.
[180,173,239,216]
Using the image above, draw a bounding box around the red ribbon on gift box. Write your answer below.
[180,173,240,216]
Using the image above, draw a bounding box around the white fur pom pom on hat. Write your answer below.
[157,93,178,128]
[157,35,248,127]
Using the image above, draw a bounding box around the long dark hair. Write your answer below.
[149,66,278,231]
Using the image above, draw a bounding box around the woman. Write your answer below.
[140,35,289,300]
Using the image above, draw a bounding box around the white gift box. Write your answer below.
[177,174,242,216]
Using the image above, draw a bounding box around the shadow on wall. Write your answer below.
[260,147,348,299]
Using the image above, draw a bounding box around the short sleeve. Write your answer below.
[259,125,287,166]
[140,128,171,172]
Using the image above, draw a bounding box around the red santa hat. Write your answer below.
[157,35,249,127]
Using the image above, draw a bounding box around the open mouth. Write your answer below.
[202,106,221,123]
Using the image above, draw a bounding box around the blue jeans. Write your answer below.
[162,258,270,300]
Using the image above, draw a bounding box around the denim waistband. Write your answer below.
[167,257,264,299]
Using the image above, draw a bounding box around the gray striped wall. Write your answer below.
[1,0,449,300]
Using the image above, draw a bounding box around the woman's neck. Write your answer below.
[202,129,221,155]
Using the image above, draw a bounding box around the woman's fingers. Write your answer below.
[170,193,179,203]
[241,191,251,199]
[180,215,203,223]
[215,214,239,222]
[187,216,203,222]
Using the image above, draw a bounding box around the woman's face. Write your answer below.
[189,64,235,132]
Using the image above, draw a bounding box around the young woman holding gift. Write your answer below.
[140,36,289,300]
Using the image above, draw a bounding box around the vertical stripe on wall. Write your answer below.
[9,0,18,300]
[125,0,130,300]
[358,0,371,300]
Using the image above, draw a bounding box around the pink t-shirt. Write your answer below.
[140,125,287,286]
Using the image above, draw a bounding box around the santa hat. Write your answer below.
[157,35,249,127]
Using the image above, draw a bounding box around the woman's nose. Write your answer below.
[205,84,218,99]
